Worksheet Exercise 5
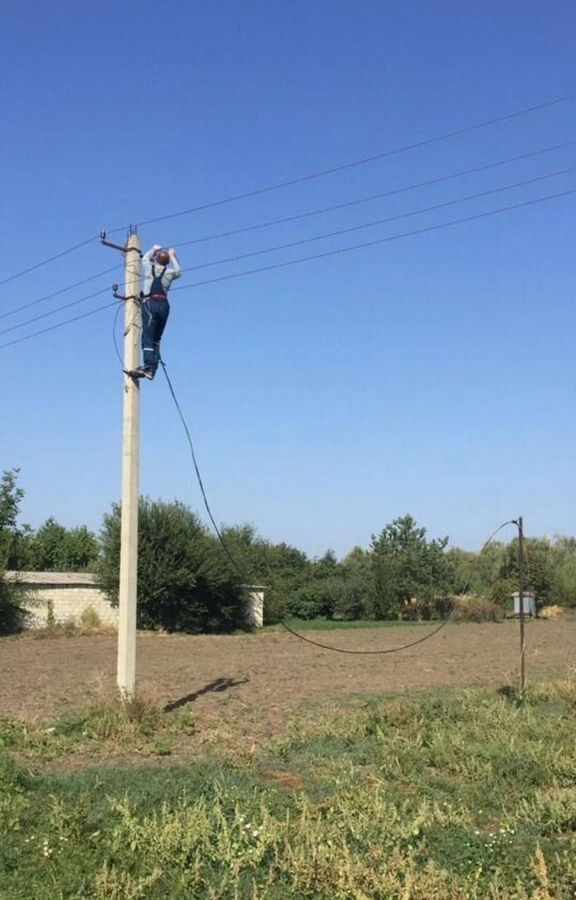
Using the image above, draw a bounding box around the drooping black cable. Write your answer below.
[159,362,522,655]
[159,361,244,575]
[172,139,576,251]
[112,302,124,367]
[106,94,575,234]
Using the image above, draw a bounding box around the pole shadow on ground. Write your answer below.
[163,677,249,712]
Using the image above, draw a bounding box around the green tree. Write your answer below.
[0,470,30,632]
[0,574,28,635]
[499,537,555,608]
[551,536,576,607]
[218,524,312,622]
[98,498,245,633]
[27,518,99,571]
[0,469,31,569]
[446,542,507,596]
[370,515,455,619]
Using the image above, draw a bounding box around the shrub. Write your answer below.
[0,572,28,635]
[539,604,564,620]
[286,580,337,620]
[490,577,516,608]
[332,578,368,620]
[80,606,101,629]
[98,498,246,634]
[452,595,504,623]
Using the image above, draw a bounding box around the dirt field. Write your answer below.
[1,620,574,754]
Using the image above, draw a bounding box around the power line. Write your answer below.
[173,167,575,276]
[6,154,573,331]
[2,187,572,354]
[0,287,111,337]
[1,260,138,337]
[171,139,576,250]
[13,169,567,339]
[0,264,121,321]
[4,96,572,289]
[0,235,100,288]
[104,93,575,233]
[0,300,117,351]
[170,188,575,295]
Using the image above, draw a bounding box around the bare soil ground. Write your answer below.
[1,621,574,756]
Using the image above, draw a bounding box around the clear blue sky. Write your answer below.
[2,0,575,557]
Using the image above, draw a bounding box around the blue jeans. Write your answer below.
[142,299,170,373]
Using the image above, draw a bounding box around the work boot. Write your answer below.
[125,367,152,379]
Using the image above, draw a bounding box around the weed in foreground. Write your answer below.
[0,693,195,763]
[0,677,575,898]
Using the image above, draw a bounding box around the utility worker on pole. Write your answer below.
[130,244,182,380]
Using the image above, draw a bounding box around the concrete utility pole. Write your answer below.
[517,516,526,695]
[117,231,142,699]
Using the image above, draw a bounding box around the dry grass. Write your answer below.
[539,605,565,620]
[451,595,504,623]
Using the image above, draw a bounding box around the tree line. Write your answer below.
[1,468,574,634]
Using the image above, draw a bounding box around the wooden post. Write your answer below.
[117,231,141,699]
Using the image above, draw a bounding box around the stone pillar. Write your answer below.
[244,585,265,628]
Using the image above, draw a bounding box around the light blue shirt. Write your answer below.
[142,247,182,295]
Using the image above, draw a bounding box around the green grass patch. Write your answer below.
[0,694,195,763]
[265,616,430,632]
[1,675,575,897]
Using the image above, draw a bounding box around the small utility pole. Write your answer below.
[117,231,142,699]
[517,516,527,695]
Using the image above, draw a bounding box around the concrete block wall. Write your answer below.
[6,573,266,630]
[6,572,118,628]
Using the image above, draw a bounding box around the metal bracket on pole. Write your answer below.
[100,230,143,256]
[100,231,128,254]
[112,283,140,303]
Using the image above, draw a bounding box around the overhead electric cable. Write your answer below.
[0,264,122,321]
[0,301,117,351]
[2,187,572,354]
[172,139,576,250]
[0,235,100,288]
[169,188,575,295]
[6,161,571,331]
[104,93,575,233]
[173,168,575,275]
[5,96,572,287]
[9,171,569,340]
[1,259,140,336]
[0,286,111,337]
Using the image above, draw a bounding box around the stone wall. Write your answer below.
[6,572,118,628]
[6,572,265,630]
